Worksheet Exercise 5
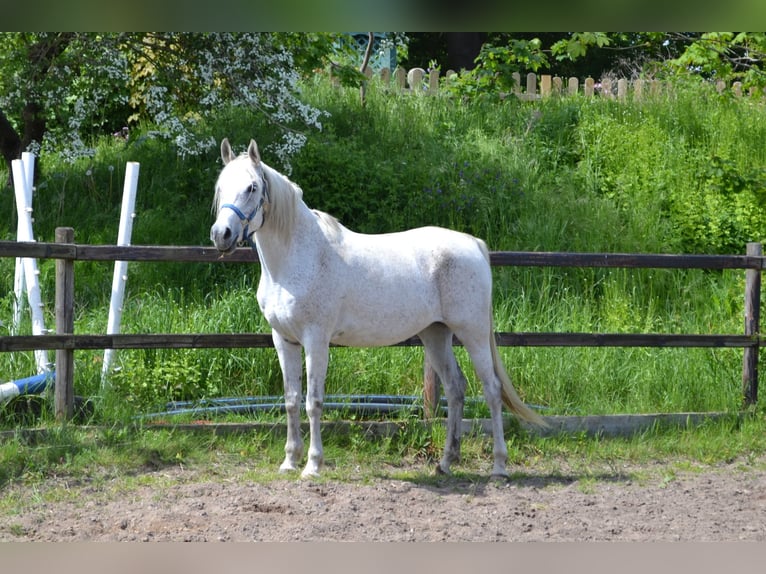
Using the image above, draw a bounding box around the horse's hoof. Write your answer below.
[435,463,451,476]
[301,459,322,479]
[301,468,321,479]
[279,462,298,474]
[490,471,510,482]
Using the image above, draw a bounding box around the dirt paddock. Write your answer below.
[3,453,766,542]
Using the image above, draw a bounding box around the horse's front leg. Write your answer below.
[302,339,330,478]
[273,331,304,473]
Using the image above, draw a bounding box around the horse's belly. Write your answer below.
[329,323,423,347]
[329,323,428,347]
[259,282,435,347]
[329,292,439,347]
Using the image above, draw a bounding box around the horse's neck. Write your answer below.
[254,199,323,280]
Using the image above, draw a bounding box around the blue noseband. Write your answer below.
[220,175,269,251]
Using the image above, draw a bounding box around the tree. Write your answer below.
[403,33,486,71]
[0,33,331,180]
[404,32,634,77]
[408,32,766,100]
[664,32,766,88]
[0,33,79,175]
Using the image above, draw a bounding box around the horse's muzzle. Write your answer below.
[210,221,239,254]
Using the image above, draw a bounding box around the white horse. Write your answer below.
[210,138,546,478]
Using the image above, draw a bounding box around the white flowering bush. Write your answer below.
[0,33,327,169]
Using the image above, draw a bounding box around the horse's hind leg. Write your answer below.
[419,323,467,475]
[461,338,509,478]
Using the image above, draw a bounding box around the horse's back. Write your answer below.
[344,225,489,285]
[334,225,493,340]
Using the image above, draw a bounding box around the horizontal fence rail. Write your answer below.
[0,333,760,353]
[0,234,762,419]
[1,241,764,269]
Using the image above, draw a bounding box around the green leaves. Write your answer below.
[442,38,548,98]
[551,32,611,62]
[703,155,766,198]
[666,32,766,89]
[0,33,332,163]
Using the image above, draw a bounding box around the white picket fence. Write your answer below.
[363,67,765,101]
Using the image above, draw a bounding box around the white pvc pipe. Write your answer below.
[12,158,50,374]
[12,153,35,334]
[102,162,140,386]
[22,152,35,198]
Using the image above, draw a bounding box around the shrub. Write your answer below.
[0,74,759,418]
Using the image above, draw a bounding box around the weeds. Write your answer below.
[1,414,764,499]
[0,75,764,423]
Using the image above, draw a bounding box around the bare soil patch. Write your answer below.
[3,456,766,541]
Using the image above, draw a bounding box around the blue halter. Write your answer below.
[220,174,269,251]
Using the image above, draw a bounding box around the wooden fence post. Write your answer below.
[584,77,595,97]
[379,67,391,87]
[617,78,628,100]
[601,78,613,99]
[742,242,761,405]
[55,227,75,421]
[407,68,425,92]
[552,76,563,96]
[540,75,552,98]
[567,77,579,96]
[428,69,440,95]
[526,73,537,100]
[393,67,406,90]
[512,72,521,98]
[634,79,644,101]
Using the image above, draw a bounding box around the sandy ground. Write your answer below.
[3,455,766,542]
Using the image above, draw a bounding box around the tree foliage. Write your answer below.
[0,33,334,173]
[415,32,766,98]
[4,32,766,178]
[663,32,766,89]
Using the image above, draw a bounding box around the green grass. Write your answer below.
[1,75,765,424]
[3,76,766,541]
[1,413,764,505]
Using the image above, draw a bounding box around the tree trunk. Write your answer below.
[0,108,22,186]
[21,102,46,154]
[1,33,75,186]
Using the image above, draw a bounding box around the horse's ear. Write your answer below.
[221,138,236,165]
[248,139,261,166]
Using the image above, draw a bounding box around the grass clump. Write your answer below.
[1,413,764,499]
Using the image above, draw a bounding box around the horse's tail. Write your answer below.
[490,324,548,427]
[476,238,548,428]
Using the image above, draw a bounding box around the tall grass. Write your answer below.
[1,75,764,425]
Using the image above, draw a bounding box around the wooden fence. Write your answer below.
[368,67,766,101]
[0,229,762,421]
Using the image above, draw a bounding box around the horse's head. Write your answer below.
[210,138,270,253]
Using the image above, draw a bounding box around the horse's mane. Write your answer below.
[261,162,341,240]
[312,209,341,233]
[214,152,340,242]
[260,162,302,240]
